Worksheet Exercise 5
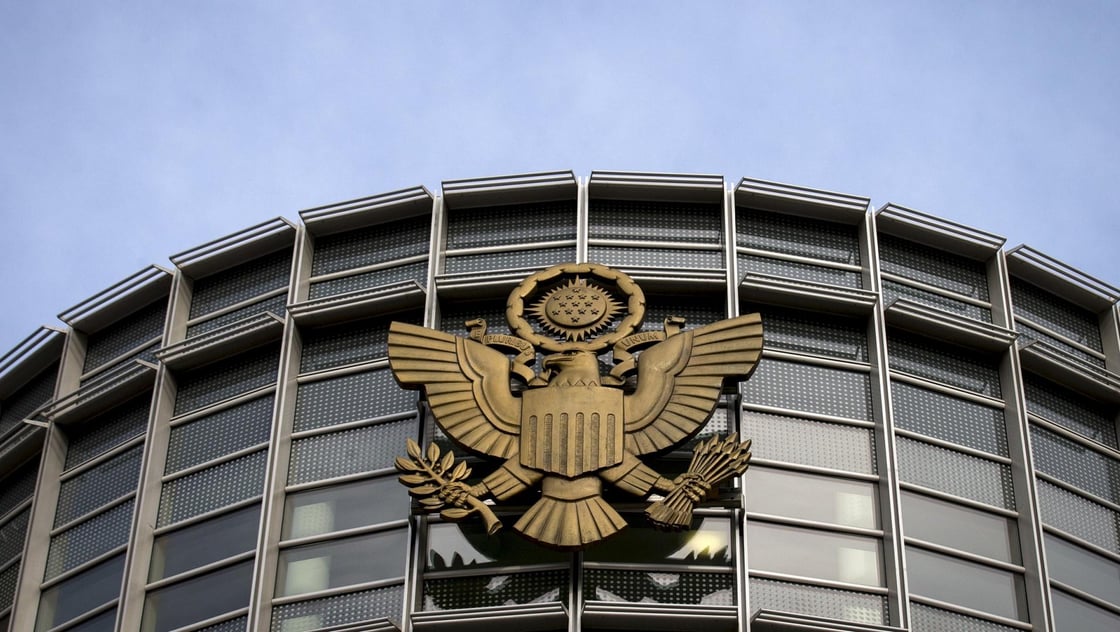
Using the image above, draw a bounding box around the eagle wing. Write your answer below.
[387,321,521,459]
[623,313,763,455]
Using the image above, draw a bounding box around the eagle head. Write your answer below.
[542,351,601,386]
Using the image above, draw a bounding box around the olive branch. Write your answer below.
[395,438,502,534]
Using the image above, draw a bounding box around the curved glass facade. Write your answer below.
[0,171,1118,632]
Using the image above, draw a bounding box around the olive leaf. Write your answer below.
[441,508,471,520]
[427,442,440,463]
[406,438,423,460]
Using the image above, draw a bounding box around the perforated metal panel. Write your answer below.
[1024,375,1117,447]
[1031,424,1120,505]
[1016,321,1106,368]
[592,200,722,243]
[83,299,166,372]
[270,583,402,632]
[174,345,280,415]
[301,314,420,374]
[742,360,872,421]
[65,395,150,470]
[45,498,134,580]
[186,293,286,338]
[882,280,991,322]
[585,568,734,605]
[0,361,57,438]
[156,449,268,528]
[0,458,39,518]
[887,331,1001,397]
[423,569,567,611]
[312,215,431,276]
[196,615,247,632]
[0,559,20,613]
[166,395,273,475]
[878,234,988,300]
[0,509,30,566]
[287,419,414,486]
[759,308,868,362]
[1036,478,1120,553]
[55,445,142,527]
[910,602,1020,632]
[896,437,1015,510]
[588,246,723,270]
[739,254,862,288]
[642,298,726,333]
[444,246,577,275]
[446,200,575,249]
[891,382,1007,456]
[737,209,860,264]
[308,261,428,300]
[294,370,415,433]
[1011,278,1103,352]
[748,577,887,626]
[743,411,875,474]
[189,249,292,319]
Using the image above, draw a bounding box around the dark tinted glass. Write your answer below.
[906,547,1026,621]
[142,560,253,632]
[747,522,881,587]
[277,529,408,597]
[745,467,877,529]
[149,505,261,581]
[900,491,1019,563]
[282,477,408,540]
[35,553,124,632]
[1051,588,1120,632]
[1045,535,1120,607]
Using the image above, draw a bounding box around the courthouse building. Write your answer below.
[1,171,1118,632]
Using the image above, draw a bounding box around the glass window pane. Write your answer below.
[277,529,408,597]
[149,505,261,581]
[745,467,877,529]
[141,560,253,632]
[1052,588,1120,632]
[35,553,124,632]
[900,491,1019,563]
[1045,535,1120,608]
[743,411,876,475]
[746,521,882,587]
[585,517,732,566]
[906,546,1026,621]
[282,477,409,540]
[427,521,568,572]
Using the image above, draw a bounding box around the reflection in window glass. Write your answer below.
[141,561,253,632]
[277,529,407,597]
[1052,587,1120,632]
[747,522,881,587]
[35,554,124,632]
[427,522,568,571]
[149,505,260,581]
[586,517,732,565]
[906,547,1026,621]
[745,467,877,530]
[901,491,1019,563]
[282,477,408,540]
[1045,535,1120,608]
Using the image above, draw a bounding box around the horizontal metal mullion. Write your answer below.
[1014,316,1107,360]
[1035,471,1120,513]
[746,569,888,595]
[749,459,880,484]
[1041,525,1120,565]
[894,429,1013,464]
[50,491,136,536]
[40,544,127,590]
[278,520,409,550]
[880,272,992,309]
[0,498,31,529]
[736,246,861,272]
[296,359,391,383]
[1029,416,1120,461]
[904,537,1025,573]
[741,403,876,429]
[422,563,570,581]
[161,443,269,483]
[588,238,722,251]
[152,495,263,536]
[289,412,415,441]
[308,254,430,284]
[284,467,397,494]
[78,335,162,384]
[888,373,1006,409]
[1049,579,1120,617]
[169,384,276,426]
[45,597,119,632]
[763,348,872,372]
[582,561,734,575]
[898,482,1019,518]
[145,550,256,591]
[185,287,287,327]
[59,434,146,481]
[445,240,576,258]
[271,577,405,606]
[907,594,1032,630]
[745,513,883,539]
[165,607,250,632]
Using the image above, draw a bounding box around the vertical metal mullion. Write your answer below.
[724,187,739,319]
[117,259,188,632]
[576,176,589,264]
[246,226,310,632]
[996,250,1056,632]
[865,208,911,628]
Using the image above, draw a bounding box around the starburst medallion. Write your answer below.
[528,277,623,341]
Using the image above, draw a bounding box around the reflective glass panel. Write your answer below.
[906,546,1026,621]
[746,521,882,587]
[745,467,877,529]
[276,529,408,597]
[281,477,409,540]
[1045,534,1120,608]
[35,553,124,632]
[141,560,253,632]
[1051,587,1120,632]
[427,521,568,571]
[585,517,732,565]
[900,491,1019,563]
[149,505,261,581]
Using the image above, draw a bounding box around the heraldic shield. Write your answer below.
[388,262,762,550]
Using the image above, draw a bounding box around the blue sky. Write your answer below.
[2,1,1118,354]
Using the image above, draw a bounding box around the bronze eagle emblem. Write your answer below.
[389,263,762,550]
